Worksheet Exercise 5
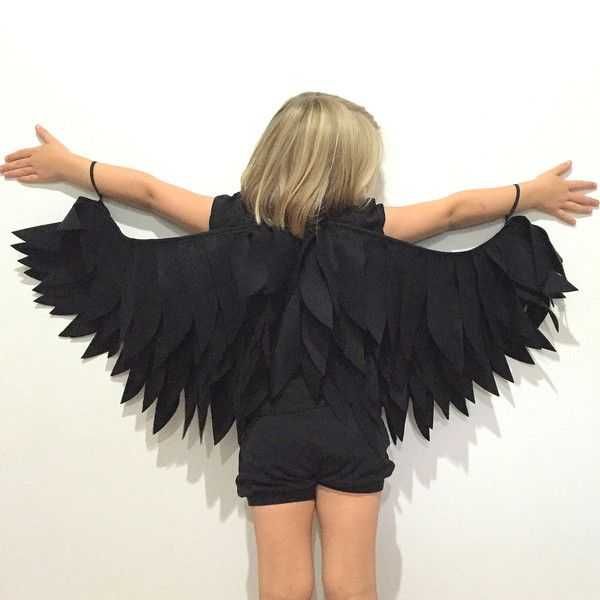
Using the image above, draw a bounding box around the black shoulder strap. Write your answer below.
[210,192,254,229]
[327,197,385,233]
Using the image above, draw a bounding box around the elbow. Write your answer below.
[445,194,460,232]
[141,174,159,212]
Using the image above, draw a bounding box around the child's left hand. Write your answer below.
[530,161,598,225]
[1,125,73,184]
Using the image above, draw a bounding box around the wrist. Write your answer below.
[59,152,89,184]
[517,179,541,212]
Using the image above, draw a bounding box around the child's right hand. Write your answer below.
[1,124,73,184]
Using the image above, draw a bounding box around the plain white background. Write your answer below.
[2,1,599,598]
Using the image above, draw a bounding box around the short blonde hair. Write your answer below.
[239,91,383,238]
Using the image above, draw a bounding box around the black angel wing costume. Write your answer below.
[10,192,578,456]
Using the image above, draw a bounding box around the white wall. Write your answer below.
[2,1,599,598]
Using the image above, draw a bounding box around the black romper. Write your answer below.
[10,191,578,507]
[224,196,398,505]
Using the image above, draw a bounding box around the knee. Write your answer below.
[261,579,314,600]
[322,575,377,600]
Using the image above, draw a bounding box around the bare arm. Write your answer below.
[61,153,154,210]
[62,155,216,232]
[383,161,597,243]
[1,125,215,233]
[144,177,214,232]
[383,180,539,242]
[3,129,597,239]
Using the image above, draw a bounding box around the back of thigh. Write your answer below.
[316,485,382,597]
[251,500,317,598]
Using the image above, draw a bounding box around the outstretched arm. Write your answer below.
[383,160,597,243]
[1,124,215,233]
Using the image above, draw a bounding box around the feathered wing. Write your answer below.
[10,196,579,455]
[10,196,297,446]
[288,215,578,452]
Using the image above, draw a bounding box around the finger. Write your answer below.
[35,124,57,144]
[556,208,576,225]
[567,180,597,192]
[550,160,572,176]
[17,174,40,182]
[563,200,594,215]
[568,193,599,207]
[5,148,35,161]
[0,157,31,173]
[3,166,35,178]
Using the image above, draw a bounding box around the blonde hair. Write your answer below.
[239,91,384,238]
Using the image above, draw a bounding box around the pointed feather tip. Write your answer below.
[21,269,43,281]
[81,346,107,359]
[455,402,469,417]
[540,338,556,352]
[110,361,127,377]
[542,271,578,296]
[10,241,28,252]
[10,230,28,242]
[33,296,52,306]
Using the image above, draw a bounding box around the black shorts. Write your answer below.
[235,403,396,506]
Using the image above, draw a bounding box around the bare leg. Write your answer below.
[250,499,317,600]
[316,484,382,600]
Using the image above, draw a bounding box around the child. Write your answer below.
[5,91,596,600]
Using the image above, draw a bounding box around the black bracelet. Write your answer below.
[504,183,520,222]
[90,160,103,201]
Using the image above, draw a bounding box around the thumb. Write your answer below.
[549,160,572,176]
[35,124,58,144]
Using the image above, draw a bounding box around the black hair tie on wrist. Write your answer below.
[505,183,520,222]
[90,160,103,201]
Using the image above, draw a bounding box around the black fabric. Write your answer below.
[10,191,578,458]
[236,403,395,506]
[209,192,256,229]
